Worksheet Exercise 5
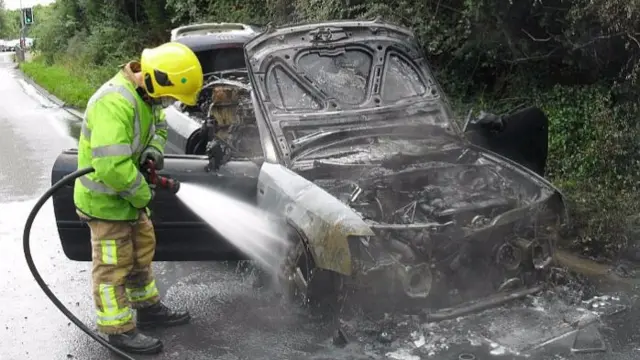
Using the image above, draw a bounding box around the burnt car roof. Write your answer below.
[172,23,262,52]
[243,19,459,163]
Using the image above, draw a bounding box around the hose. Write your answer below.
[23,166,138,360]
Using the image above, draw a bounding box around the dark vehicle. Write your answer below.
[52,20,567,312]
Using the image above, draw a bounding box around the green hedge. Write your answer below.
[20,57,103,108]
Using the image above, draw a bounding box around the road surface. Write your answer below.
[2,51,640,360]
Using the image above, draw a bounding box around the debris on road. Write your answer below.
[331,284,631,359]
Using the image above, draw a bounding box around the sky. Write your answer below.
[4,0,54,10]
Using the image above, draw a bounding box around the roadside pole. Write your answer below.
[19,0,24,46]
[16,0,25,63]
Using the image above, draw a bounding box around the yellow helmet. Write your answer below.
[140,42,203,106]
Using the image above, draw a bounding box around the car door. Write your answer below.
[51,149,260,262]
[463,106,549,176]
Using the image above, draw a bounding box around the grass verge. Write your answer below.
[19,57,107,109]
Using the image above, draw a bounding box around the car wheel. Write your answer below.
[280,231,344,316]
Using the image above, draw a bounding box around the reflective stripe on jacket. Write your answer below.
[74,71,169,221]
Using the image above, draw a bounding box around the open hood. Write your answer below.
[243,20,461,163]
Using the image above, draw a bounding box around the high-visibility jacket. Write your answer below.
[74,70,168,221]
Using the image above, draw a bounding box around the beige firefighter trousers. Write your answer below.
[79,210,161,334]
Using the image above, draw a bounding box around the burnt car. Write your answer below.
[52,20,567,312]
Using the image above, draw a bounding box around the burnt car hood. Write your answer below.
[243,20,458,164]
[289,128,566,231]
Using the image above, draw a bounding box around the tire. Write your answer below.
[281,231,344,316]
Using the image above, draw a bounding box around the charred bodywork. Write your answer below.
[52,20,568,312]
[244,20,567,309]
[289,135,563,307]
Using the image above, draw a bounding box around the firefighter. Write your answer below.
[73,42,203,354]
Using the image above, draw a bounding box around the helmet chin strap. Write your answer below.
[136,86,163,106]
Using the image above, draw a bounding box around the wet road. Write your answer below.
[3,51,640,360]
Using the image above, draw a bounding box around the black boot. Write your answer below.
[137,302,191,330]
[108,329,163,354]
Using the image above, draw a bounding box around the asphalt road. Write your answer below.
[3,51,640,360]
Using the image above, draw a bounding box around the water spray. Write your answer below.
[175,182,290,274]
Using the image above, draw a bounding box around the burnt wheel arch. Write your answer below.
[281,225,343,314]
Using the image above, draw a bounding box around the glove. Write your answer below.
[140,146,164,170]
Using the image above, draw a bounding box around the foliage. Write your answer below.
[165,0,270,25]
[535,86,640,259]
[9,0,640,260]
[2,9,21,38]
[19,56,100,108]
